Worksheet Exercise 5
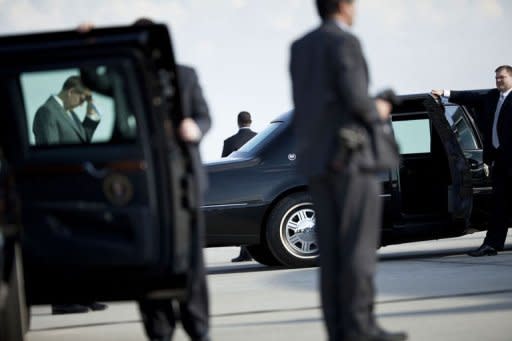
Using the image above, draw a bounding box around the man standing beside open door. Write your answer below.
[432,65,512,257]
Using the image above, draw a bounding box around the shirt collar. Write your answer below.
[239,127,251,130]
[501,88,512,99]
[52,95,65,109]
[334,19,351,32]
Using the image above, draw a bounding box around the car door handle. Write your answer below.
[83,162,109,179]
[468,159,480,169]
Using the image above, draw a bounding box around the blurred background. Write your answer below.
[1,0,510,161]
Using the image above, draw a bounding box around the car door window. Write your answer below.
[391,118,431,154]
[19,63,138,148]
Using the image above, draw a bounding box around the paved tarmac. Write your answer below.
[27,231,512,341]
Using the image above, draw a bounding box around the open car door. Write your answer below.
[0,24,196,306]
[423,95,473,227]
[388,95,473,242]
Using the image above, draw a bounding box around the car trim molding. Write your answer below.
[201,203,249,209]
[472,186,492,194]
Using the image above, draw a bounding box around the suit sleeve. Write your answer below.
[449,91,485,106]
[333,35,378,124]
[221,142,229,157]
[189,69,211,140]
[82,116,101,142]
[33,107,59,145]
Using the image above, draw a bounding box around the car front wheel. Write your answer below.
[246,244,281,266]
[265,192,319,267]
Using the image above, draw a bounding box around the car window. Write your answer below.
[443,105,478,150]
[391,118,431,154]
[237,121,282,154]
[19,63,138,147]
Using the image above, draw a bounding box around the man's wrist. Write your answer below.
[86,103,101,121]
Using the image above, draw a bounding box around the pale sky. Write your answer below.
[1,0,510,161]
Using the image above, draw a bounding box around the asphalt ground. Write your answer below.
[27,230,512,341]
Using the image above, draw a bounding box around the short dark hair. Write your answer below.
[61,76,85,92]
[316,0,353,20]
[495,65,512,75]
[237,111,252,126]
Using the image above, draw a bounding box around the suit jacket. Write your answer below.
[290,20,379,177]
[450,89,512,168]
[33,96,99,145]
[221,128,257,157]
[81,64,211,193]
[177,65,211,194]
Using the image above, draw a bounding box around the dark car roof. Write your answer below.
[233,89,492,161]
[276,90,491,124]
[278,94,432,123]
[273,89,493,125]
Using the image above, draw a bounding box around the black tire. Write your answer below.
[0,243,28,341]
[265,192,319,267]
[246,244,280,266]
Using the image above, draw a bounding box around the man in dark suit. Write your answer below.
[33,76,100,145]
[221,111,257,262]
[77,20,211,339]
[290,1,406,340]
[221,111,257,157]
[432,65,512,257]
[138,64,212,341]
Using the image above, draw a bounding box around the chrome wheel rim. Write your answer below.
[280,202,318,259]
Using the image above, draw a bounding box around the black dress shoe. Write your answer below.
[346,328,407,341]
[192,335,211,341]
[231,254,252,262]
[468,244,497,257]
[86,302,108,311]
[52,304,89,315]
[370,328,407,341]
[231,246,253,262]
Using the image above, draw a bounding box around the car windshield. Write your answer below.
[236,121,282,155]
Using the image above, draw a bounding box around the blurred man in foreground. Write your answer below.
[290,1,406,340]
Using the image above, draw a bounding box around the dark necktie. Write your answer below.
[492,94,505,148]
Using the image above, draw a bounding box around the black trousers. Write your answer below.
[309,171,381,340]
[484,158,512,250]
[138,213,209,341]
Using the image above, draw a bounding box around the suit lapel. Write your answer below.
[69,111,86,141]
[500,93,512,114]
[47,97,86,142]
[497,92,512,128]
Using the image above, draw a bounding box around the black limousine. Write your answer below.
[203,94,499,267]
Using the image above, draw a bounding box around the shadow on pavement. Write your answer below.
[207,263,289,275]
[379,300,512,318]
[379,245,512,262]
